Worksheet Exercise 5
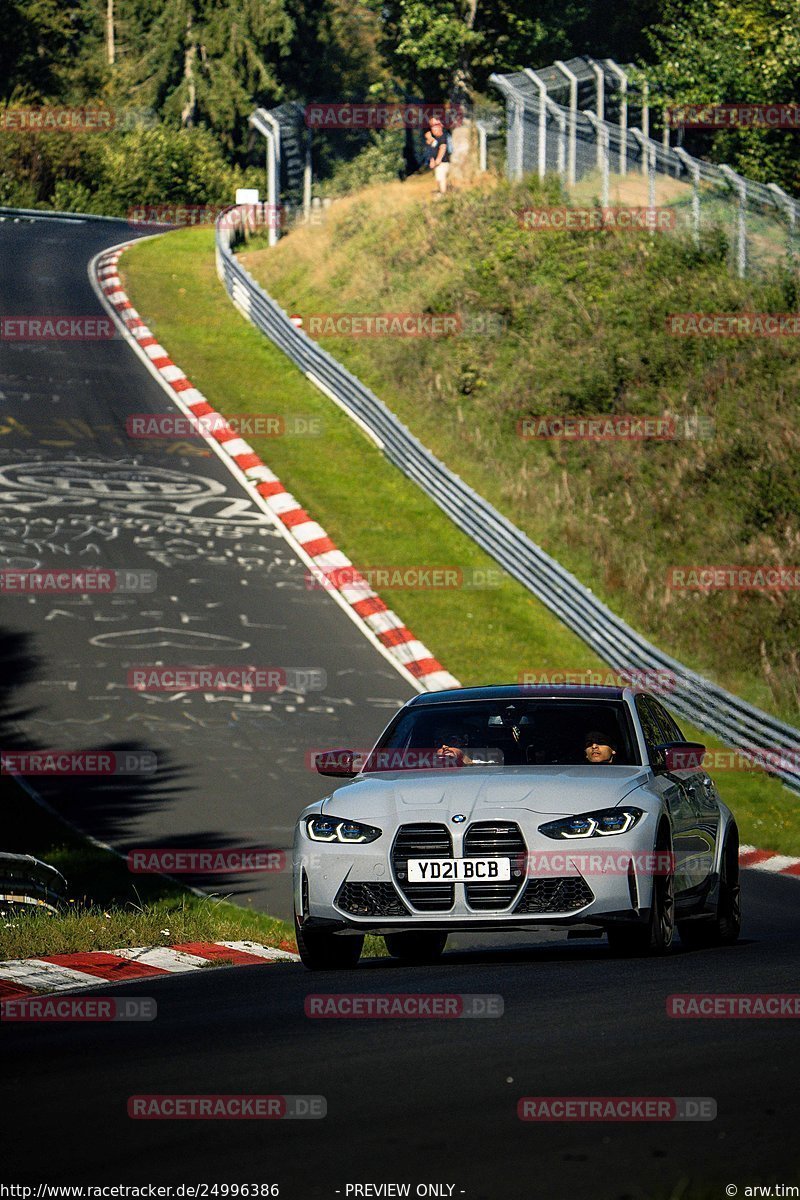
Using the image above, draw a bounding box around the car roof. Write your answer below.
[405,684,631,706]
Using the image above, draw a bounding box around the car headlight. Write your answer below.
[306,815,382,844]
[539,807,644,840]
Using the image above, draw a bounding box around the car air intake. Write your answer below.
[335,881,409,917]
[392,824,454,912]
[514,877,595,914]
[463,821,527,910]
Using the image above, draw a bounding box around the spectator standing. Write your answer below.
[428,116,450,194]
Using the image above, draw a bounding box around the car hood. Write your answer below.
[321,765,651,819]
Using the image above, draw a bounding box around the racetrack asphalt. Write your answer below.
[3,868,799,1197]
[0,214,413,918]
[1,214,797,1199]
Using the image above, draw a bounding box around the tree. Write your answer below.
[641,0,800,189]
[114,0,294,154]
[0,0,79,104]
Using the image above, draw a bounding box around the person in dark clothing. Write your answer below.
[421,129,437,170]
[428,117,450,194]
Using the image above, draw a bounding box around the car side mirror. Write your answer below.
[315,749,361,778]
[653,741,706,773]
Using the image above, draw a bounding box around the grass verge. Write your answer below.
[116,224,800,856]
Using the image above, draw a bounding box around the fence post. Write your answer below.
[605,59,628,176]
[588,59,605,170]
[631,128,657,231]
[248,109,281,247]
[719,164,747,278]
[303,131,312,224]
[766,182,798,267]
[514,100,524,180]
[554,60,578,185]
[583,111,609,206]
[263,110,282,178]
[523,69,548,180]
[477,121,488,172]
[674,147,701,247]
[549,99,567,179]
[265,129,278,246]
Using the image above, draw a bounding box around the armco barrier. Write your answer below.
[213,207,800,793]
[0,852,68,913]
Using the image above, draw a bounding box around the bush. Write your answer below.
[319,128,406,197]
[0,122,249,216]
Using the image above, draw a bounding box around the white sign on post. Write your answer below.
[235,188,260,205]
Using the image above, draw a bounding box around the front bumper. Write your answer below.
[293,811,659,934]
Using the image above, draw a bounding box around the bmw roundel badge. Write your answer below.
[452,814,466,823]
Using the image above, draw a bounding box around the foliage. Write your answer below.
[641,0,800,190]
[0,123,245,213]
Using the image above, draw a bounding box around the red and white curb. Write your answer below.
[739,845,800,877]
[91,245,459,694]
[0,940,299,1000]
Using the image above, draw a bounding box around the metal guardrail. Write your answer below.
[215,207,800,794]
[0,852,68,914]
[0,204,127,224]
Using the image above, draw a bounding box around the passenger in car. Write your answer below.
[584,730,618,764]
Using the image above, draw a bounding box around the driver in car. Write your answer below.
[435,725,501,766]
[584,730,617,764]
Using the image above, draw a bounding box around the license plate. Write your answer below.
[407,857,511,882]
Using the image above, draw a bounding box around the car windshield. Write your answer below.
[365,699,640,770]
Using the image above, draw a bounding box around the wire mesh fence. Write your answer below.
[491,57,799,280]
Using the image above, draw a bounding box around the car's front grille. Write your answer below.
[463,821,527,910]
[392,824,454,912]
[514,877,595,914]
[335,881,409,917]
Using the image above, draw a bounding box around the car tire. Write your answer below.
[607,827,675,956]
[678,825,741,949]
[384,931,448,964]
[294,915,364,970]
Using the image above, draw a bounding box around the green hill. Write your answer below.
[242,171,800,727]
